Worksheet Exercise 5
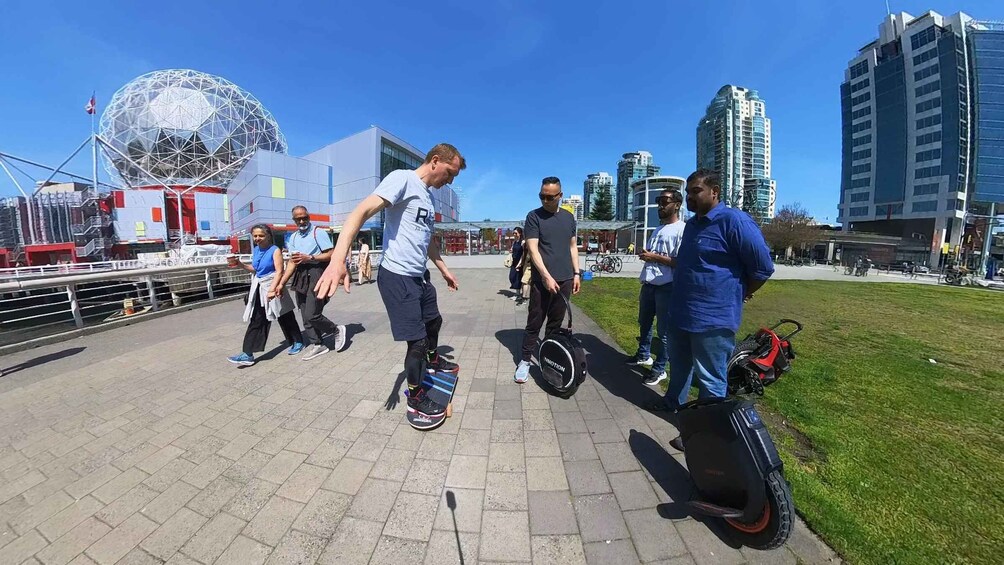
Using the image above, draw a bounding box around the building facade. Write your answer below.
[561,194,584,220]
[838,12,1004,266]
[697,85,776,221]
[582,172,614,219]
[616,152,660,221]
[630,176,686,250]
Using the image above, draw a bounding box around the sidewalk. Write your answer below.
[0,269,840,564]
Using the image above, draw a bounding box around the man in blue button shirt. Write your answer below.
[657,170,774,443]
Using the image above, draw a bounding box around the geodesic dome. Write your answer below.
[99,69,287,188]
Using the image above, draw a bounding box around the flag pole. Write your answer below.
[91,91,98,197]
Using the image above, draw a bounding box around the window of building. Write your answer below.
[849,192,870,202]
[915,97,942,114]
[850,60,870,79]
[915,114,942,130]
[875,203,903,216]
[851,177,871,188]
[852,149,872,161]
[914,64,940,82]
[852,120,873,134]
[916,148,942,162]
[954,198,965,211]
[916,131,942,146]
[852,106,872,120]
[915,166,941,179]
[851,92,871,106]
[912,48,939,67]
[852,134,872,147]
[849,206,869,216]
[912,200,939,213]
[910,26,937,50]
[913,183,940,195]
[850,78,871,92]
[915,81,940,98]
[852,163,872,175]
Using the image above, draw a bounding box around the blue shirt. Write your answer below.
[285,223,333,256]
[252,244,278,278]
[670,203,775,333]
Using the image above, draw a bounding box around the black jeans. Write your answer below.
[291,264,338,345]
[243,291,303,355]
[521,278,574,362]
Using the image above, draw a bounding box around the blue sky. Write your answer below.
[1,0,1000,224]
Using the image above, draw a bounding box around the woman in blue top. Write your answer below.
[227,225,303,366]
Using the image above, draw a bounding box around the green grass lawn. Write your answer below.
[573,279,1004,565]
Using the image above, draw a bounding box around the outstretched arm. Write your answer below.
[314,194,388,298]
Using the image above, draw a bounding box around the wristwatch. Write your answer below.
[573,271,581,277]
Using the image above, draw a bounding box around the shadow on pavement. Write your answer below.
[1,346,86,377]
[344,323,366,349]
[575,332,669,414]
[627,428,742,549]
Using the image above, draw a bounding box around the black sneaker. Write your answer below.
[643,370,667,386]
[426,353,459,374]
[669,436,685,451]
[407,387,446,416]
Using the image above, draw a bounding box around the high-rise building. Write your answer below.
[616,152,660,221]
[697,85,776,221]
[630,176,686,250]
[561,194,584,220]
[838,11,1004,266]
[583,172,614,218]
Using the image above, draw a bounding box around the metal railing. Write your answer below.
[0,261,253,348]
[0,251,384,348]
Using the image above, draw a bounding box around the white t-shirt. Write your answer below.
[639,220,685,285]
[374,169,435,277]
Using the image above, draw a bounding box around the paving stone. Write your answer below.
[609,470,660,511]
[223,479,279,521]
[139,507,207,561]
[402,458,450,496]
[488,442,525,473]
[784,520,841,565]
[109,547,161,565]
[523,430,561,457]
[522,409,555,431]
[221,449,272,484]
[254,428,299,456]
[739,544,799,565]
[84,511,159,565]
[490,419,524,443]
[528,490,578,535]
[484,471,528,511]
[136,446,185,475]
[433,488,483,533]
[330,417,370,442]
[284,428,328,455]
[675,518,744,564]
[94,484,159,528]
[179,512,246,564]
[35,516,111,565]
[565,460,612,496]
[242,495,304,547]
[305,437,352,469]
[291,489,351,538]
[444,455,488,489]
[142,458,197,493]
[181,453,232,489]
[584,418,625,444]
[623,508,688,562]
[525,456,569,491]
[38,496,104,542]
[65,466,121,500]
[493,400,523,420]
[557,433,599,462]
[370,535,428,565]
[553,411,588,434]
[479,510,531,562]
[574,494,630,543]
[0,529,47,564]
[582,539,641,564]
[264,530,325,565]
[256,450,307,484]
[215,535,272,565]
[141,480,199,524]
[370,448,417,482]
[575,400,613,421]
[275,463,329,503]
[383,492,439,541]
[465,392,495,409]
[459,409,493,430]
[10,490,75,535]
[451,430,488,456]
[470,378,496,392]
[422,530,479,565]
[521,393,551,410]
[344,432,390,462]
[186,475,241,518]
[596,441,642,474]
[317,517,383,565]
[346,478,402,522]
[531,534,587,565]
[321,457,373,495]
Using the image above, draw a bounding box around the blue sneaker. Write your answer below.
[288,342,305,355]
[227,353,255,366]
[514,360,531,384]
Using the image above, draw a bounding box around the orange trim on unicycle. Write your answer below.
[726,503,771,533]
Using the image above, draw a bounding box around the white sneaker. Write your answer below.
[302,344,330,361]
[333,325,347,352]
[643,371,667,386]
[510,295,518,301]
[514,360,531,384]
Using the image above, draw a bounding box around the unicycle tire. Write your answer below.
[724,469,794,550]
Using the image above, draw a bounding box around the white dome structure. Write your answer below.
[99,69,286,188]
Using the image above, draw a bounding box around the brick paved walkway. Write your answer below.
[0,270,840,564]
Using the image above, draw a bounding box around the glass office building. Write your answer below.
[968,22,1004,204]
[582,172,614,218]
[616,152,660,221]
[630,176,686,249]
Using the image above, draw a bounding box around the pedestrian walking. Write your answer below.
[227,225,304,366]
[357,237,373,284]
[507,227,525,300]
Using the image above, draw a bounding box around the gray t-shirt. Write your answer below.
[375,169,434,277]
[524,207,577,282]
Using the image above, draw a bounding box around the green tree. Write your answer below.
[589,186,614,221]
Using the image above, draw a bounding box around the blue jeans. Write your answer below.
[663,327,735,409]
[636,283,672,374]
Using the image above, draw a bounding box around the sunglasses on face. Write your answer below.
[539,192,562,201]
[293,216,310,223]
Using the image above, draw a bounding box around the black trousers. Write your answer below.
[521,278,574,362]
[243,291,303,355]
[291,265,338,345]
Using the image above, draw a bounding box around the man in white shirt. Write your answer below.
[626,188,685,386]
[314,143,464,418]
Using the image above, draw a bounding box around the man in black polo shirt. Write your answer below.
[515,176,581,383]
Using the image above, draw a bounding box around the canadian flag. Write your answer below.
[85,94,96,115]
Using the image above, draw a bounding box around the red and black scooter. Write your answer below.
[675,320,802,549]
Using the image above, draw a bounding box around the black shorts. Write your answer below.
[377,266,441,341]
